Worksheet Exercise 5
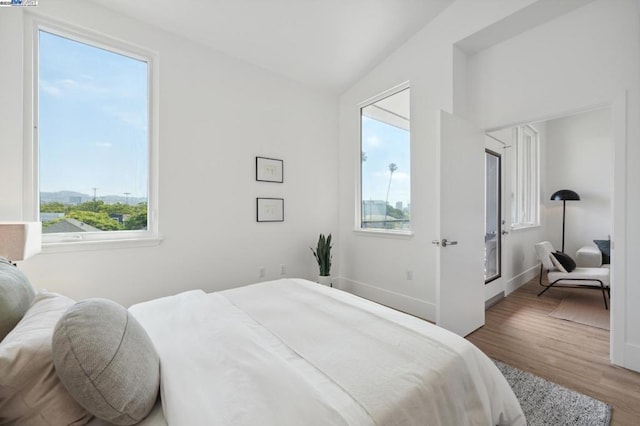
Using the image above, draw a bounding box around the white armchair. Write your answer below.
[534,241,610,309]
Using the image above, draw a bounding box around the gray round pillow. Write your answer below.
[52,298,160,425]
[0,257,36,341]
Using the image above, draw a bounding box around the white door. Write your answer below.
[484,136,507,301]
[435,111,485,337]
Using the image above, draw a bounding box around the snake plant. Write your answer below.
[311,233,332,276]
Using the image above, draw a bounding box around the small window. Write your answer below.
[35,26,156,244]
[360,85,410,231]
[511,125,539,228]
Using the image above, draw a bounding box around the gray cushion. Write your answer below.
[52,298,160,425]
[0,257,36,342]
[0,292,92,425]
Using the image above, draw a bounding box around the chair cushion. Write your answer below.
[548,267,610,287]
[535,241,556,270]
[52,298,160,425]
[552,251,576,272]
[594,239,611,264]
[0,292,92,425]
[0,257,36,342]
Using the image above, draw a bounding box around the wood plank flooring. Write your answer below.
[467,278,640,425]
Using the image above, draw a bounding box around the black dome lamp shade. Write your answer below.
[550,189,580,252]
[550,189,580,201]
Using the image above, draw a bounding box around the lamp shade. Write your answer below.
[0,222,42,262]
[550,189,580,201]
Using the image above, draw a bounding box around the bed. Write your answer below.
[1,264,525,425]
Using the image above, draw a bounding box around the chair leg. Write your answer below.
[600,282,609,310]
[537,264,551,297]
[538,282,555,297]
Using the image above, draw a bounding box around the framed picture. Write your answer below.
[256,157,283,183]
[257,198,284,222]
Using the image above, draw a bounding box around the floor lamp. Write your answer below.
[550,189,580,253]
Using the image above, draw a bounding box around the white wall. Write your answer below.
[466,0,638,369]
[543,109,612,257]
[337,0,541,320]
[0,0,339,307]
[339,0,640,370]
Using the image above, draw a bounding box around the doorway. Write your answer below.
[486,106,614,357]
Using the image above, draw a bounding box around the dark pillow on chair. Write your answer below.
[593,240,611,264]
[552,251,576,272]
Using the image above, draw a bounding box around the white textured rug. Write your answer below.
[494,360,611,426]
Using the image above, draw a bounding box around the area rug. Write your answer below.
[494,360,612,426]
[549,291,610,330]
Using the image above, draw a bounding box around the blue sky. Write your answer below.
[361,116,410,208]
[38,30,148,199]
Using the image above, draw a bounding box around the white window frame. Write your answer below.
[355,81,412,238]
[511,124,539,229]
[23,15,161,252]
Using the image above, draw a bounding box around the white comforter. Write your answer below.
[130,279,524,426]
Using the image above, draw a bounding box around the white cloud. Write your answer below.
[95,142,113,148]
[39,80,62,97]
[39,78,108,97]
[373,170,409,180]
[101,106,146,131]
[363,135,382,149]
[392,171,409,181]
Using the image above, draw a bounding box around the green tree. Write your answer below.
[67,211,123,231]
[101,202,135,216]
[385,204,406,220]
[76,200,105,212]
[40,202,67,213]
[124,212,147,230]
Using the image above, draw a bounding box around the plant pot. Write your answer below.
[318,275,332,287]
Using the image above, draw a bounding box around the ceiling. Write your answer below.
[86,0,455,94]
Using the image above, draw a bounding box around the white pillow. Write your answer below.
[0,292,92,425]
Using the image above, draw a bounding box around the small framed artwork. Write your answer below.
[256,156,283,183]
[257,198,284,222]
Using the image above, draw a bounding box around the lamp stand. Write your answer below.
[561,200,566,253]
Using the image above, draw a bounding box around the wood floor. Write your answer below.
[467,278,640,425]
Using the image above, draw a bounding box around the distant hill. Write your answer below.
[40,191,147,205]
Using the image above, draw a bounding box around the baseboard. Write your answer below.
[485,292,504,309]
[337,277,436,322]
[623,343,640,373]
[505,264,540,296]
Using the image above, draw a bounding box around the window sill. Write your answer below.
[42,236,163,254]
[353,228,413,240]
[510,224,540,232]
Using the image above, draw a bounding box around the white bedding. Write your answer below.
[130,279,525,426]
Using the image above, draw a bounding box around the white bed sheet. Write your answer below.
[129,279,525,426]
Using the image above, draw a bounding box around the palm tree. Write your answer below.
[385,163,398,220]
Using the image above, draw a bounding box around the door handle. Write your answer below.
[502,230,509,235]
[432,238,458,247]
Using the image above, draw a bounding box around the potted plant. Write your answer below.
[311,233,332,286]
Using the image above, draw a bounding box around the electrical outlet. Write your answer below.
[280,264,286,275]
[406,269,413,280]
[259,267,266,278]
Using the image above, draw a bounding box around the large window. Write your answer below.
[360,85,410,231]
[35,25,156,244]
[511,125,539,228]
